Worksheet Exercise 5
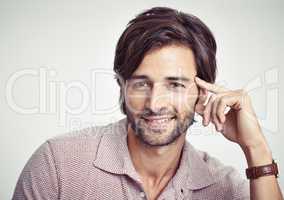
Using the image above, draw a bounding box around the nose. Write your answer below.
[146,84,170,113]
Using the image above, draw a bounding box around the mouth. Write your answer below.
[141,115,176,130]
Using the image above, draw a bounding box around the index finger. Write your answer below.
[195,77,227,94]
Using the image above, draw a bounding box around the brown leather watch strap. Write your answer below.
[246,160,279,179]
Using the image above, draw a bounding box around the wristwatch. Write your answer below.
[246,159,279,179]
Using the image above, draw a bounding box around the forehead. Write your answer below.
[131,45,197,81]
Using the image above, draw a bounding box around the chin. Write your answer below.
[137,125,183,147]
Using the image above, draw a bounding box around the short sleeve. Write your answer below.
[199,150,250,200]
[12,141,59,200]
[225,167,250,200]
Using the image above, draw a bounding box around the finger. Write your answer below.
[199,88,208,105]
[211,97,223,132]
[220,92,243,111]
[203,94,214,126]
[194,88,208,115]
[217,97,227,123]
[195,76,227,94]
[195,101,205,116]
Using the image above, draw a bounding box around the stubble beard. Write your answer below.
[126,109,195,147]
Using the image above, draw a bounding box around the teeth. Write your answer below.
[147,118,173,124]
[150,118,170,123]
[143,117,174,130]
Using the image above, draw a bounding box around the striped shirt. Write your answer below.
[13,118,249,200]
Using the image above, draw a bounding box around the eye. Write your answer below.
[132,81,151,90]
[169,82,186,89]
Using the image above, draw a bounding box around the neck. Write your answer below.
[127,124,186,186]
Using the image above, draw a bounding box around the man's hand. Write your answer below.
[194,76,284,200]
[194,76,268,152]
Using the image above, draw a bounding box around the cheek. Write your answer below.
[174,89,198,113]
[125,92,147,114]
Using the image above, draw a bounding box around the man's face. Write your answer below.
[124,45,199,146]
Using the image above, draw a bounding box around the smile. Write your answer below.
[142,116,176,129]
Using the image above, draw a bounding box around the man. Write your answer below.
[13,7,282,200]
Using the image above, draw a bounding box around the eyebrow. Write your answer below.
[128,75,149,80]
[165,76,191,82]
[129,75,191,82]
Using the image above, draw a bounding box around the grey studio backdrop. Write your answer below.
[0,0,283,199]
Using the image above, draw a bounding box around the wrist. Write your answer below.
[241,142,272,167]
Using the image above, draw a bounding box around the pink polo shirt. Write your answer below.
[13,118,249,199]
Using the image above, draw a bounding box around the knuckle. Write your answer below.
[204,106,211,115]
[203,110,210,116]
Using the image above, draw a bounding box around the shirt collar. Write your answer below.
[93,117,216,190]
[93,118,141,181]
[175,142,216,190]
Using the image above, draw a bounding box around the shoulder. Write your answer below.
[46,118,126,154]
[186,144,249,199]
[12,119,127,199]
[197,150,241,180]
[20,118,127,174]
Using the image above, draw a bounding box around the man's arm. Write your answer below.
[242,143,283,200]
[194,76,283,200]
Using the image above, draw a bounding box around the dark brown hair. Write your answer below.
[114,7,217,115]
